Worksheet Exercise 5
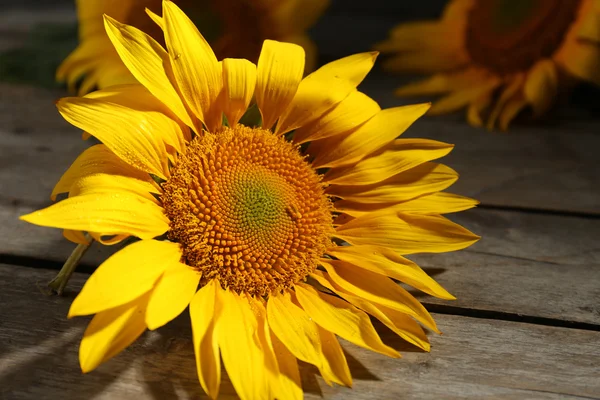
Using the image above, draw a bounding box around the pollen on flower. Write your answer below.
[162,125,333,296]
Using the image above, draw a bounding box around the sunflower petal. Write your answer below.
[326,245,454,299]
[316,325,353,387]
[163,0,222,131]
[334,192,479,217]
[324,139,453,185]
[319,260,438,332]
[524,59,557,117]
[190,279,221,399]
[255,40,305,130]
[296,283,399,358]
[146,262,200,330]
[57,97,175,179]
[335,209,480,254]
[429,78,501,116]
[311,272,430,351]
[270,331,303,400]
[79,293,149,373]
[311,103,430,169]
[217,290,268,400]
[222,58,257,127]
[69,173,159,205]
[51,144,155,201]
[267,291,324,373]
[21,192,168,239]
[555,40,600,86]
[293,90,380,144]
[103,15,194,129]
[249,298,280,400]
[276,52,378,134]
[68,240,181,317]
[327,162,458,204]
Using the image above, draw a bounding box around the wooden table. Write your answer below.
[1,3,599,399]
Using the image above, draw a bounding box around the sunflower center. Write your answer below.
[162,125,332,296]
[465,0,581,74]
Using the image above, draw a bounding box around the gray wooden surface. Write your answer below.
[1,3,600,400]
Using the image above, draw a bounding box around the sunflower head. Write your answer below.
[23,1,479,398]
[58,0,328,94]
[376,0,600,130]
[163,124,333,296]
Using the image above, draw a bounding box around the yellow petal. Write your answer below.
[334,192,479,217]
[396,192,478,214]
[217,290,269,400]
[270,330,303,400]
[255,40,305,130]
[394,69,490,97]
[69,173,159,205]
[63,229,91,245]
[486,74,525,130]
[84,84,190,150]
[79,292,150,373]
[162,0,222,131]
[377,22,448,52]
[316,325,353,387]
[555,40,600,86]
[222,58,257,127]
[296,283,399,358]
[145,7,165,30]
[326,245,454,299]
[21,192,168,239]
[293,90,380,144]
[320,260,438,332]
[311,103,430,169]
[275,52,378,135]
[498,95,528,131]
[189,279,221,399]
[267,291,325,373]
[52,144,155,201]
[429,78,501,116]
[335,209,480,254]
[577,8,600,42]
[311,272,430,351]
[248,298,280,400]
[324,139,453,185]
[57,96,176,179]
[103,15,195,129]
[68,240,181,317]
[524,59,557,117]
[146,262,200,330]
[383,50,468,74]
[327,162,458,204]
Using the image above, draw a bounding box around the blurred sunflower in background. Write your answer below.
[376,0,600,130]
[57,0,328,94]
[23,1,480,398]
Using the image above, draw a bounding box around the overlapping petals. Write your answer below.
[22,2,480,399]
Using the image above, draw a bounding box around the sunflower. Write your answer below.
[375,0,600,130]
[57,0,327,94]
[22,1,479,398]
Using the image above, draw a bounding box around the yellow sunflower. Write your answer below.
[57,0,327,94]
[23,1,480,398]
[376,0,600,130]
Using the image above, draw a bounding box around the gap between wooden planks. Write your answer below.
[1,264,599,400]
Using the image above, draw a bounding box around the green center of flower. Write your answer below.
[465,0,581,74]
[161,125,332,296]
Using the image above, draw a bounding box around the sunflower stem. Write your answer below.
[48,233,93,296]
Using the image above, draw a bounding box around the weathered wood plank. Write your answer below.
[1,84,599,323]
[412,208,600,326]
[1,264,598,399]
[4,198,599,325]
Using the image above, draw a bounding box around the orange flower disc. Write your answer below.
[162,125,332,296]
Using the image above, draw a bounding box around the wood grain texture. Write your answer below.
[1,264,599,400]
[412,208,600,325]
